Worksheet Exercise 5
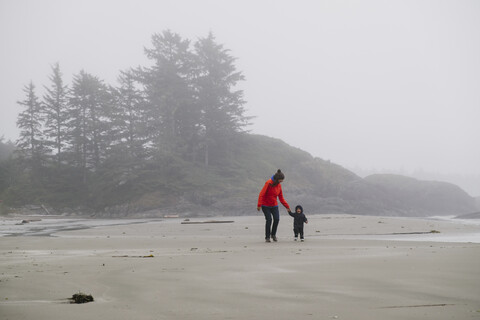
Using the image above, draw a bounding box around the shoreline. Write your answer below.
[1,213,479,243]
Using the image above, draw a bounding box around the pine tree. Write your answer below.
[67,71,111,183]
[110,69,148,160]
[193,32,250,166]
[0,136,15,161]
[138,30,199,155]
[43,62,69,164]
[0,137,15,197]
[16,82,48,166]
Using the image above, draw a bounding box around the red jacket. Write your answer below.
[257,179,290,209]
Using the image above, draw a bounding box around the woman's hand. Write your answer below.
[257,206,261,211]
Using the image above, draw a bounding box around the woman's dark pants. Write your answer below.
[262,206,280,239]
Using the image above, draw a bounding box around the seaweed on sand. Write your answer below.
[70,292,94,304]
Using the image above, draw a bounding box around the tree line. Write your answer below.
[2,30,250,209]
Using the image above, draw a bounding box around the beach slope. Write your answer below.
[1,215,479,320]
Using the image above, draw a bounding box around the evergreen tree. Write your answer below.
[193,32,250,166]
[110,69,148,160]
[138,30,199,155]
[0,137,15,198]
[43,62,69,164]
[0,137,15,161]
[16,82,48,166]
[67,71,111,183]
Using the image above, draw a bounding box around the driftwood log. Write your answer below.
[181,220,234,224]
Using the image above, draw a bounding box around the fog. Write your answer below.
[1,0,479,195]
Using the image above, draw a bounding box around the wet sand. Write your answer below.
[1,214,479,320]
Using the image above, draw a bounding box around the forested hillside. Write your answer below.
[0,30,476,217]
[0,30,250,213]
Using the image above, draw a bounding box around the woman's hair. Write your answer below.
[273,169,285,182]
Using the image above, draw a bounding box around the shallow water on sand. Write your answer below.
[0,217,155,237]
[1,215,479,243]
[330,231,480,243]
[322,216,480,243]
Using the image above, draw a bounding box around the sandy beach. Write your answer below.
[1,214,479,320]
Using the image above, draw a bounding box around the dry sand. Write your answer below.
[1,214,479,320]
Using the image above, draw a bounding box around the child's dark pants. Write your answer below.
[294,226,304,239]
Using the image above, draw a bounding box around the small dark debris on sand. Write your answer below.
[16,219,42,225]
[70,292,94,304]
[181,220,234,224]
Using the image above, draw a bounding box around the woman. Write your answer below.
[257,169,291,242]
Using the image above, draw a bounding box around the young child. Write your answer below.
[288,205,308,241]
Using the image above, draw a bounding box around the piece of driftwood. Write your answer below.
[41,204,51,215]
[380,304,454,309]
[313,230,441,237]
[181,220,234,224]
[112,254,154,258]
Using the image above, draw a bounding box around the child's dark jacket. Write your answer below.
[289,205,308,227]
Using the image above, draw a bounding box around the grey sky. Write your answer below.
[1,0,479,191]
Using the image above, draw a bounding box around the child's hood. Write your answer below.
[295,205,303,214]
